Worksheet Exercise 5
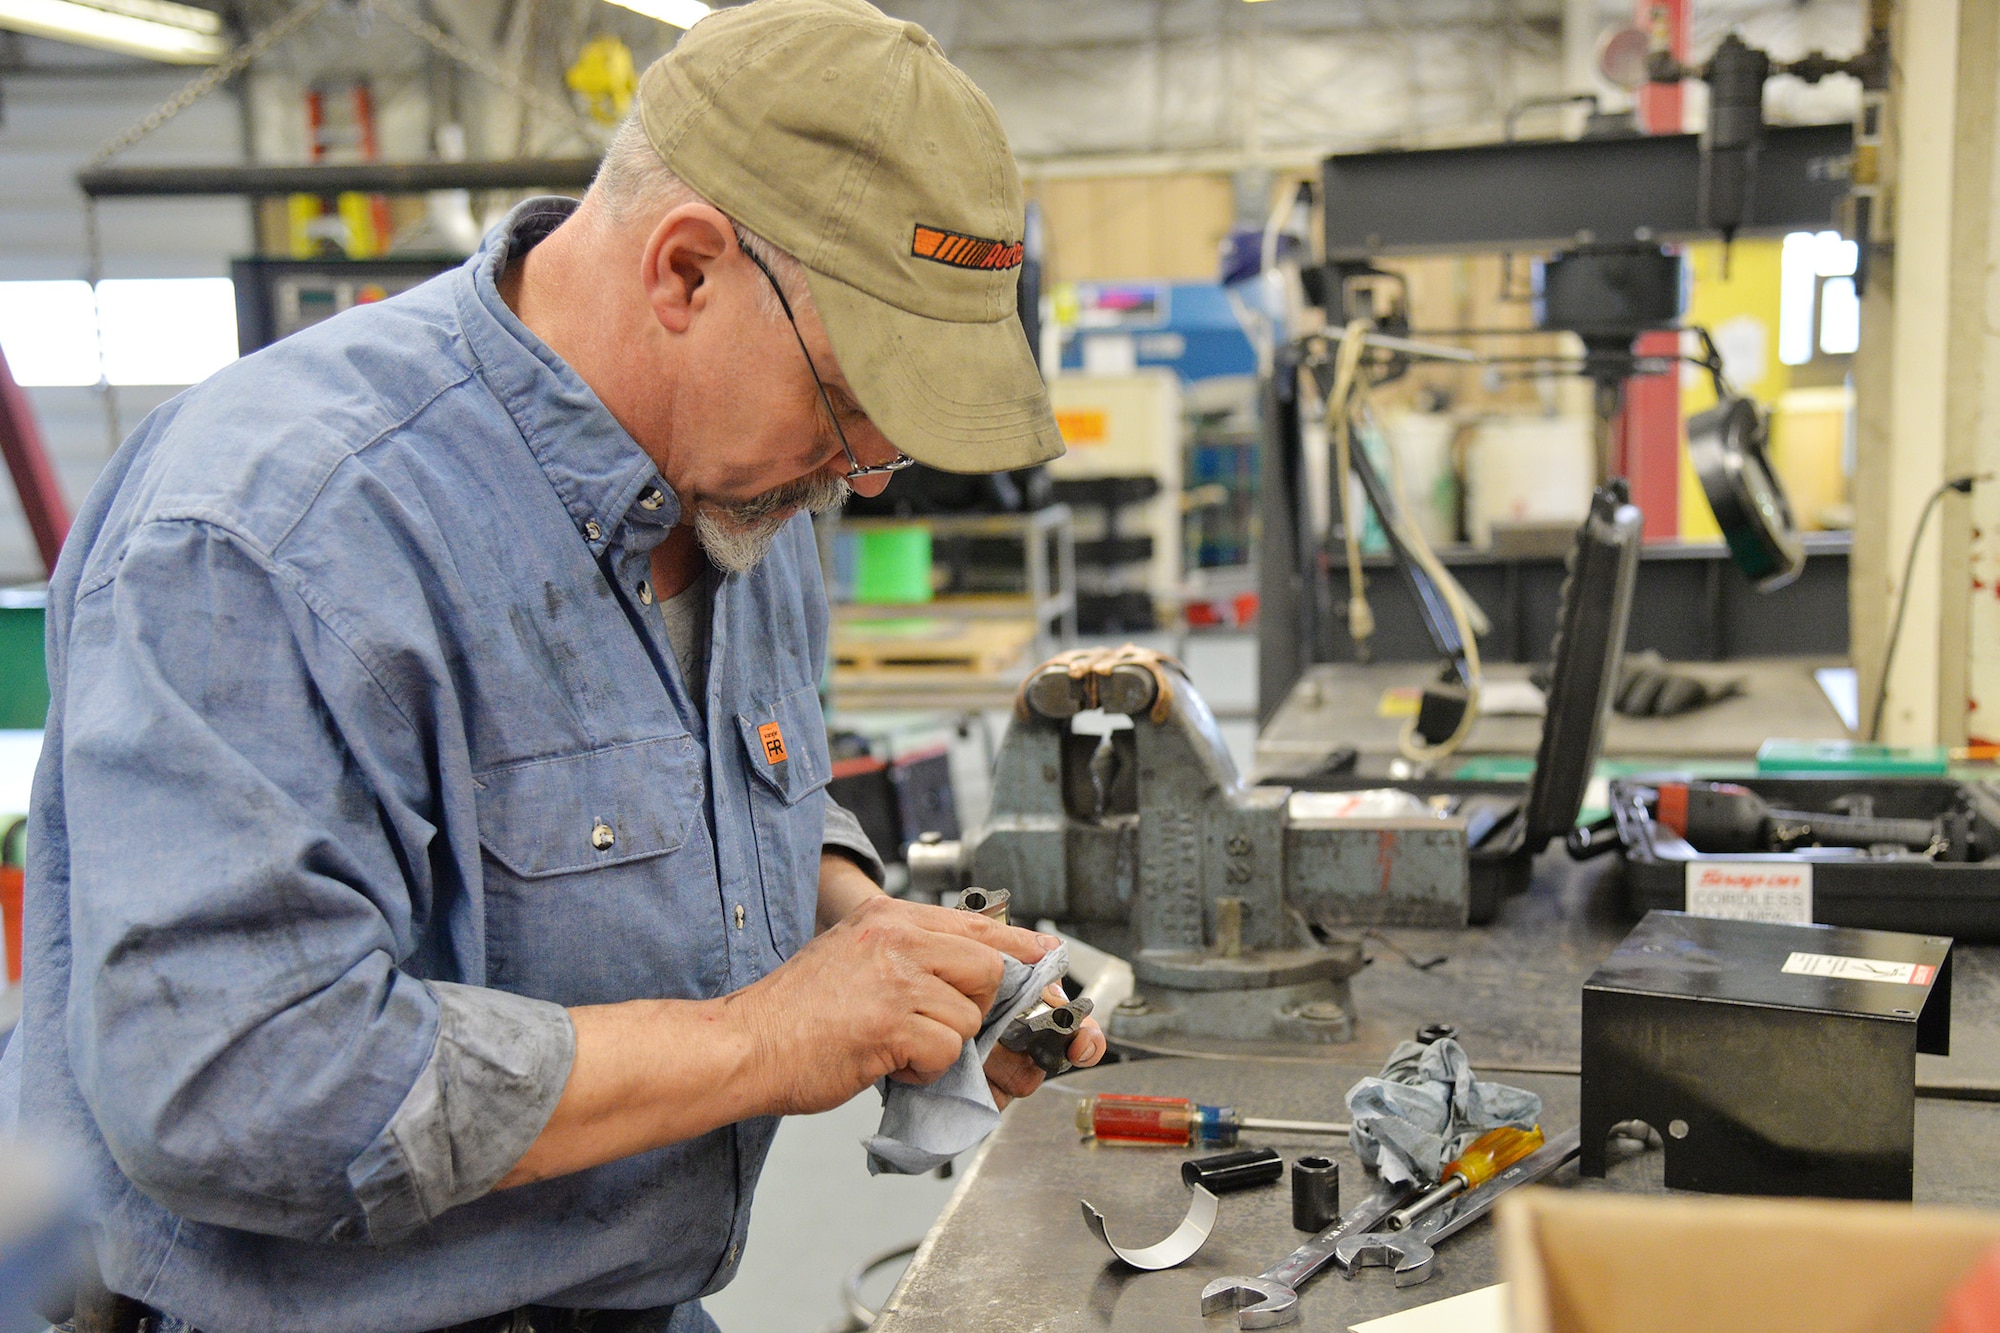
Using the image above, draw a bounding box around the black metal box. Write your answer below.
[1581,911,1951,1200]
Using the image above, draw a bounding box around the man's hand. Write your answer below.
[982,982,1108,1110]
[813,854,1105,1108]
[499,874,1086,1191]
[728,896,1058,1117]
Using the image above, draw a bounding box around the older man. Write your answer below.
[0,1,1101,1329]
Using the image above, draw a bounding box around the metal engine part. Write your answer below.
[958,886,1010,922]
[908,650,1470,1046]
[998,996,1094,1076]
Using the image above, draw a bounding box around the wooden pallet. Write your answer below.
[831,616,1038,679]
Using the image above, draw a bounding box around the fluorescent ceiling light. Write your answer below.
[602,0,710,29]
[0,0,226,63]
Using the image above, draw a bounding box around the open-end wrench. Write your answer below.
[1197,1181,1420,1329]
[1334,1127,1583,1288]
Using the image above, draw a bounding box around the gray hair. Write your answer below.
[589,112,811,321]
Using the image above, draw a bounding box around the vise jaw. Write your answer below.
[910,649,1469,1047]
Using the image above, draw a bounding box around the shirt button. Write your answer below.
[591,821,615,850]
[637,580,653,606]
[639,487,665,511]
[727,1243,740,1265]
[583,520,603,542]
[733,904,745,929]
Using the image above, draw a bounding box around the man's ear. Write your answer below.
[641,203,734,335]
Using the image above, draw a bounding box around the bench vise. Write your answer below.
[908,648,1468,1045]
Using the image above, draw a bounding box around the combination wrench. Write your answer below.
[1197,1180,1419,1329]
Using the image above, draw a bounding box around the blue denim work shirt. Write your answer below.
[0,198,867,1332]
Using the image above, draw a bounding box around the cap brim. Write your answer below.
[803,267,1065,475]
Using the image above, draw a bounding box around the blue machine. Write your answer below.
[1058,281,1258,383]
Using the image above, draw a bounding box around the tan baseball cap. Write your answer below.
[637,0,1063,475]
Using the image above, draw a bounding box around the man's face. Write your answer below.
[651,225,901,573]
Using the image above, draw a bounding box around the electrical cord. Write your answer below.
[837,1241,922,1329]
[1389,485,1485,764]
[1867,474,1980,742]
[1316,319,1485,763]
[1325,321,1377,654]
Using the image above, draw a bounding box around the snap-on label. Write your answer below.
[1685,862,1812,925]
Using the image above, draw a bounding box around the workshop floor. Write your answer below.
[703,1096,965,1333]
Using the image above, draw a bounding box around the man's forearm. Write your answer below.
[495,996,765,1190]
[496,895,1054,1194]
[501,856,882,1190]
[818,848,885,934]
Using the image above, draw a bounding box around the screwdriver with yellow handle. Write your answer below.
[1385,1124,1545,1231]
[1076,1093,1351,1148]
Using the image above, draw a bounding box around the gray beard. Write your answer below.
[692,471,851,574]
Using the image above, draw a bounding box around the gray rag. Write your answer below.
[864,945,1070,1175]
[1343,1038,1541,1186]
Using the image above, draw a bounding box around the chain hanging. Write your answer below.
[86,0,338,170]
[369,0,605,148]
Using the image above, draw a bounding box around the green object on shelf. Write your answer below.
[1756,739,1950,775]
[853,526,933,605]
[1450,756,1536,782]
[0,602,47,731]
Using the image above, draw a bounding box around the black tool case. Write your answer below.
[1607,774,2000,941]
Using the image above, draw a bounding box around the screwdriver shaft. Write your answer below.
[1239,1116,1352,1135]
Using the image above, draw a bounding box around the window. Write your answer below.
[1778,231,1860,366]
[1818,277,1860,356]
[0,281,101,387]
[0,277,238,388]
[95,278,238,386]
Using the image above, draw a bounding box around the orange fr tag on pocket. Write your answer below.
[757,722,788,765]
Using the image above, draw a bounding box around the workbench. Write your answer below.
[870,854,2000,1332]
[1255,658,1850,776]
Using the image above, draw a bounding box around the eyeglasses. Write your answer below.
[739,243,915,481]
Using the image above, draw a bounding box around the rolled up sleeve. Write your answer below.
[347,981,574,1241]
[62,518,564,1244]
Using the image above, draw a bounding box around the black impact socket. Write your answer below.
[1292,1155,1340,1232]
[1181,1148,1283,1195]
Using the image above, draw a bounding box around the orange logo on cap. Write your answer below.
[758,722,788,765]
[912,225,1024,271]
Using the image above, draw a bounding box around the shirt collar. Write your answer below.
[453,196,680,557]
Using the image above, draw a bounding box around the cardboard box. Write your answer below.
[1500,1188,2000,1333]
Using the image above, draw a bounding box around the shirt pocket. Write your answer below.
[734,686,829,959]
[474,735,710,1003]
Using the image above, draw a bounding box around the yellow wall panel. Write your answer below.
[1678,238,1790,540]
